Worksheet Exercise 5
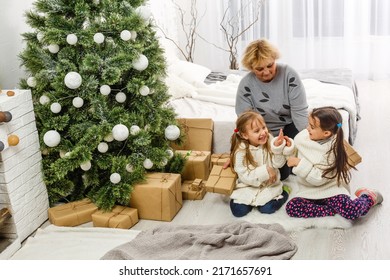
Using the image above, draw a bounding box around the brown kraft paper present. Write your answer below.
[210,153,230,169]
[182,179,206,200]
[48,198,98,226]
[176,150,211,181]
[205,165,237,196]
[92,205,139,229]
[343,140,362,167]
[129,173,182,222]
[170,118,213,151]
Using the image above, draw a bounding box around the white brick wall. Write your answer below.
[0,89,49,258]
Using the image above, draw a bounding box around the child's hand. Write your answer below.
[287,157,300,167]
[266,166,277,184]
[274,129,285,147]
[284,136,292,147]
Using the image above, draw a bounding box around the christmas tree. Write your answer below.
[19,0,184,210]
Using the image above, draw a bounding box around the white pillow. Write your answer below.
[168,60,211,88]
[164,73,198,99]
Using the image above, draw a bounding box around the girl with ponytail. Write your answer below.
[286,106,383,220]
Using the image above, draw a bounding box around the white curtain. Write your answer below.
[150,0,390,80]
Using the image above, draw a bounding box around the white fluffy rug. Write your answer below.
[10,225,140,260]
[240,176,354,231]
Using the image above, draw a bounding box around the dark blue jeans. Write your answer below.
[230,190,289,217]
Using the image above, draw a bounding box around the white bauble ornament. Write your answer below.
[143,158,153,169]
[161,158,168,166]
[97,142,108,153]
[66,34,78,45]
[82,19,90,29]
[100,85,111,95]
[164,125,180,140]
[110,173,121,184]
[93,32,105,44]
[80,160,92,171]
[126,164,134,173]
[43,130,61,147]
[136,6,152,21]
[112,124,129,141]
[37,32,44,42]
[93,0,100,4]
[72,97,84,108]
[104,133,114,142]
[130,125,141,135]
[166,149,174,159]
[48,44,60,53]
[115,91,126,103]
[59,150,66,158]
[130,31,137,40]
[39,95,50,105]
[50,102,62,114]
[139,85,150,96]
[27,77,37,87]
[65,152,71,157]
[64,72,82,89]
[120,30,132,41]
[132,54,149,71]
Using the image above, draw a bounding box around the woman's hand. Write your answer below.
[287,157,300,167]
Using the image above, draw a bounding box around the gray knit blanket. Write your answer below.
[101,221,297,260]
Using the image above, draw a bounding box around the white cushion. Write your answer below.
[168,60,211,88]
[164,73,198,99]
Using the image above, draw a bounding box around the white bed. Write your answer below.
[164,60,359,154]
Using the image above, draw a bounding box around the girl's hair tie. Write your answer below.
[234,128,239,133]
[337,123,342,128]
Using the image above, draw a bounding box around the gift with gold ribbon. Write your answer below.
[344,140,362,168]
[210,153,231,169]
[181,179,206,200]
[92,205,138,229]
[205,165,237,196]
[48,198,98,226]
[176,150,211,181]
[129,173,182,222]
[170,118,213,151]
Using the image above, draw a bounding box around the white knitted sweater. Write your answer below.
[293,129,350,199]
[231,134,295,206]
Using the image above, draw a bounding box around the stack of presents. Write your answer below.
[48,118,238,230]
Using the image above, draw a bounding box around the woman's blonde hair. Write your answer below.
[241,39,280,70]
[230,110,272,169]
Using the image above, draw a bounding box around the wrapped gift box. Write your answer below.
[48,198,98,226]
[176,150,211,181]
[171,118,213,151]
[344,140,362,167]
[129,173,182,222]
[205,165,237,196]
[181,179,206,200]
[210,153,230,169]
[92,205,138,229]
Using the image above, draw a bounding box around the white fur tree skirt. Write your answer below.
[10,225,140,260]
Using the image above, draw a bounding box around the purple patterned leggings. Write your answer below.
[285,194,374,220]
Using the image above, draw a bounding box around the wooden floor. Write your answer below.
[21,79,390,260]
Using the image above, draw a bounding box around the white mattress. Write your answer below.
[168,97,350,154]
